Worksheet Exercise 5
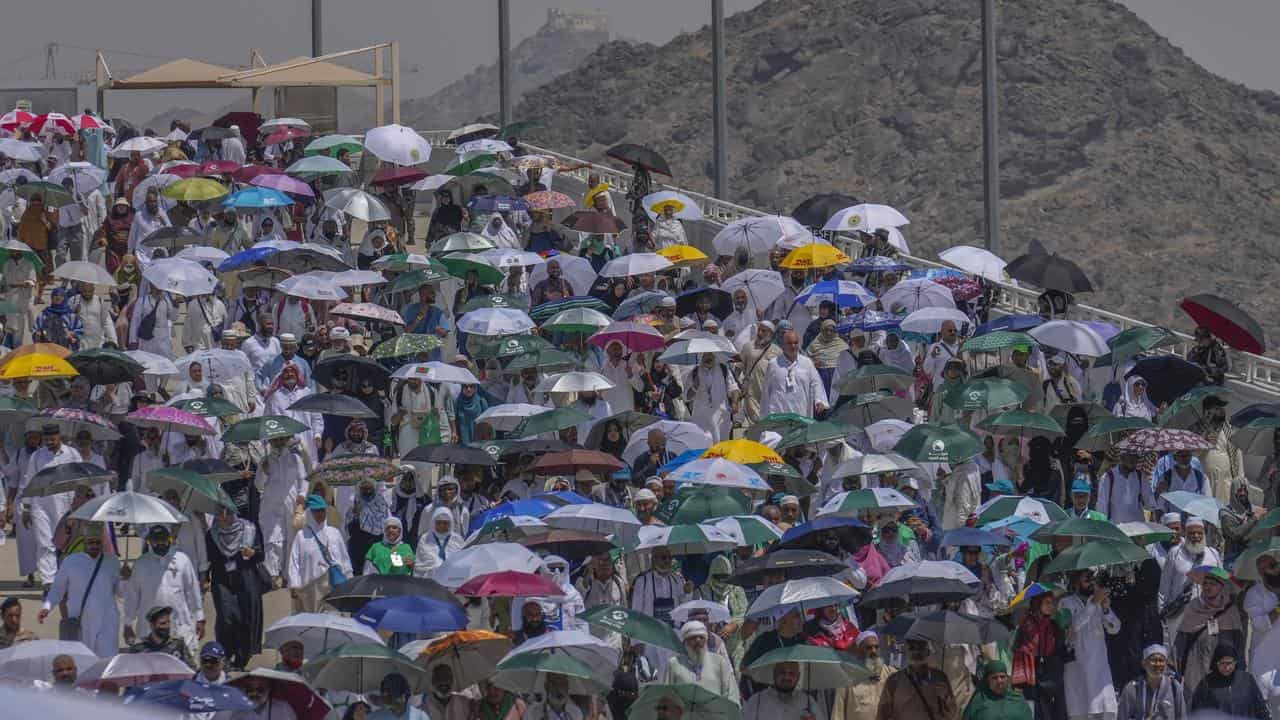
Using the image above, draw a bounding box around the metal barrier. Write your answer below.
[421,133,1280,399]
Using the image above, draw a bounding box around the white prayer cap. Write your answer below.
[780,495,800,507]
[634,489,657,503]
[1160,512,1181,525]
[856,630,880,647]
[904,477,921,490]
[279,333,297,343]
[1143,644,1169,660]
[758,321,776,332]
[1185,516,1205,529]
[679,621,708,641]
[759,431,782,449]
[659,296,676,308]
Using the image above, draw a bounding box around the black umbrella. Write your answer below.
[191,126,236,141]
[521,530,615,561]
[402,443,499,466]
[67,348,144,385]
[313,355,390,390]
[24,462,115,497]
[727,549,846,588]
[1125,356,1207,406]
[1231,403,1280,429]
[675,287,733,320]
[270,247,351,274]
[288,393,377,418]
[1004,252,1094,293]
[790,193,861,229]
[490,438,577,456]
[858,573,979,610]
[181,458,241,482]
[141,226,208,252]
[561,211,627,235]
[605,143,672,176]
[882,610,1011,646]
[324,574,463,613]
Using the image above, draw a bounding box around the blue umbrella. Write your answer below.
[795,280,876,310]
[615,291,671,320]
[909,267,967,281]
[217,245,279,272]
[223,186,293,209]
[468,497,558,534]
[974,314,1043,336]
[774,515,872,553]
[124,680,254,713]
[940,527,1013,548]
[355,595,469,634]
[850,256,910,273]
[468,194,530,212]
[980,515,1043,543]
[533,490,594,507]
[839,310,900,333]
[659,448,709,474]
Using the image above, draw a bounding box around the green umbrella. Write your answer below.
[747,460,803,480]
[820,488,917,514]
[962,331,1036,354]
[492,653,608,696]
[976,496,1068,525]
[497,120,541,140]
[528,297,611,323]
[171,396,242,418]
[833,392,914,426]
[446,154,498,177]
[1041,539,1149,576]
[667,486,752,524]
[512,407,592,438]
[943,377,1029,411]
[388,268,453,293]
[504,348,577,374]
[542,307,613,334]
[370,333,444,360]
[977,410,1064,439]
[1107,325,1179,365]
[67,347,144,385]
[461,294,529,313]
[711,515,784,545]
[0,242,44,274]
[223,415,310,443]
[304,134,364,157]
[372,253,448,274]
[893,423,982,464]
[1077,416,1155,451]
[837,364,913,394]
[1159,385,1233,429]
[15,181,73,207]
[1231,417,1280,456]
[1031,518,1130,545]
[0,396,37,422]
[775,420,852,450]
[744,645,871,689]
[748,413,815,437]
[628,684,742,720]
[1249,508,1280,541]
[285,155,355,178]
[1231,538,1280,581]
[473,334,553,359]
[145,467,237,514]
[578,605,683,653]
[440,255,504,285]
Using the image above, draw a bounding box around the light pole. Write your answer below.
[498,0,512,128]
[312,0,323,56]
[712,0,728,199]
[981,0,1000,254]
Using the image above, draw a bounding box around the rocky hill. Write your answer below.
[514,0,1280,351]
[404,9,611,132]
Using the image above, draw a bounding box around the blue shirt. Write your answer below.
[258,353,312,390]
[400,302,451,360]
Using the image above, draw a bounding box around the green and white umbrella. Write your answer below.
[1117,521,1177,546]
[667,486,753,524]
[837,364,913,394]
[1040,539,1150,576]
[512,407,592,438]
[460,293,529,313]
[1107,325,1179,365]
[440,253,504,285]
[962,331,1036,354]
[744,645,871,689]
[834,392,914,426]
[893,423,982,464]
[1030,518,1129,544]
[629,524,737,556]
[1231,539,1280,581]
[542,307,614,334]
[831,453,921,480]
[817,488,916,517]
[711,515,784,546]
[748,412,814,438]
[628,684,743,720]
[578,605,683,653]
[775,420,853,450]
[430,232,494,254]
[975,495,1067,526]
[943,377,1029,411]
[170,396,241,419]
[492,653,608,696]
[504,348,577,375]
[977,410,1065,439]
[223,415,309,443]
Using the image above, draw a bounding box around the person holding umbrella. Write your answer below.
[39,524,121,657]
[962,660,1031,720]
[231,672,299,720]
[1187,327,1229,387]
[743,660,829,720]
[123,525,204,654]
[369,673,428,720]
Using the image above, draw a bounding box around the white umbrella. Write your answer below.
[746,577,860,619]
[499,630,620,675]
[430,233,494,254]
[260,117,312,132]
[456,139,513,156]
[125,350,180,377]
[480,248,546,269]
[0,685,172,720]
[1029,320,1110,357]
[544,504,642,545]
[53,260,117,287]
[110,136,167,157]
[879,278,955,313]
[0,168,38,185]
[900,307,970,335]
[528,253,597,296]
[457,307,536,336]
[391,361,480,385]
[882,226,910,254]
[642,190,705,221]
[817,488,918,517]
[831,452,922,479]
[631,524,738,555]
[132,173,180,210]
[175,245,229,265]
[0,640,96,682]
[865,419,913,453]
[410,175,454,192]
[0,139,44,163]
[173,348,253,381]
[939,245,1009,282]
[712,216,806,256]
[535,371,614,394]
[70,490,186,525]
[164,128,188,142]
[1161,491,1228,527]
[776,229,826,251]
[75,651,193,691]
[671,600,732,625]
[659,338,736,366]
[264,612,384,653]
[669,458,772,496]
[364,124,432,166]
[720,268,785,311]
[329,269,385,287]
[433,542,544,589]
[324,187,390,222]
[476,404,549,434]
[278,273,349,301]
[447,123,500,141]
[143,257,217,297]
[623,420,713,464]
[599,252,673,279]
[46,162,107,195]
[821,203,910,233]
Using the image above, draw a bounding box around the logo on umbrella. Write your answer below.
[483,445,500,456]
[607,609,628,623]
[929,439,947,460]
[492,296,507,306]
[410,148,422,162]
[266,419,281,430]
[504,340,520,351]
[847,214,862,228]
[967,390,982,402]
[190,401,205,411]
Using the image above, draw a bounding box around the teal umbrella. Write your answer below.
[512,407,591,438]
[1077,416,1154,451]
[962,331,1036,354]
[1040,539,1150,576]
[1107,325,1179,365]
[977,410,1065,439]
[893,423,982,463]
[473,335,553,359]
[285,155,355,177]
[223,415,309,443]
[667,486,752,524]
[1159,385,1233,430]
[943,377,1029,411]
[578,605,683,653]
[836,364,913,394]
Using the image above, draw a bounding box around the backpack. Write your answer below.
[42,311,70,347]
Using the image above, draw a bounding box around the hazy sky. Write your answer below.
[1,0,1278,123]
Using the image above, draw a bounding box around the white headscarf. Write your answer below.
[1114,376,1157,419]
[480,215,519,250]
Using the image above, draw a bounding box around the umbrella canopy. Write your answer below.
[605,143,671,175]
[523,190,576,211]
[744,644,870,689]
[127,405,215,435]
[774,516,872,554]
[599,252,673,278]
[536,371,614,394]
[324,187,390,222]
[1031,518,1130,544]
[1231,539,1280,581]
[304,133,362,157]
[223,186,292,209]
[836,365,914,395]
[975,495,1068,526]
[728,549,846,587]
[1115,428,1213,453]
[668,458,772,496]
[75,652,193,691]
[830,453,922,481]
[903,610,1011,647]
[703,439,782,464]
[67,347,144,385]
[364,124,432,165]
[1040,539,1150,576]
[324,574,461,613]
[355,595,469,634]
[976,410,1065,439]
[286,155,354,177]
[780,243,850,270]
[795,280,876,311]
[938,527,1014,548]
[1004,252,1094,292]
[1030,320,1110,357]
[791,193,860,228]
[330,302,405,326]
[746,576,859,620]
[69,491,186,525]
[1181,293,1265,354]
[1107,325,1180,365]
[300,643,429,694]
[943,377,1030,411]
[0,640,96,682]
[531,449,625,475]
[264,612,384,652]
[226,669,330,720]
[123,679,253,713]
[879,278,955,313]
[287,393,377,418]
[859,560,980,609]
[511,407,591,438]
[22,462,115,498]
[0,352,78,380]
[900,307,969,335]
[142,258,218,297]
[711,515,784,546]
[1162,491,1228,526]
[561,210,626,234]
[308,455,402,487]
[391,361,480,385]
[939,245,1009,282]
[817,488,917,517]
[418,631,513,690]
[402,442,499,466]
[962,331,1037,354]
[628,684,742,720]
[457,307,536,336]
[1077,416,1155,451]
[667,486,753,524]
[630,524,738,556]
[1230,417,1280,456]
[161,177,228,202]
[821,203,909,233]
[456,570,563,598]
[433,543,545,589]
[893,423,982,463]
[1124,356,1208,406]
[579,605,683,653]
[543,307,614,334]
[222,415,310,443]
[1159,385,1234,430]
[24,408,119,441]
[145,467,236,514]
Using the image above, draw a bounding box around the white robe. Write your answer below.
[129,293,176,359]
[2,256,37,344]
[687,364,738,443]
[1060,593,1121,719]
[922,339,962,386]
[594,356,642,414]
[1245,583,1279,657]
[942,461,982,530]
[240,334,282,378]
[181,296,226,352]
[43,551,123,658]
[127,208,170,254]
[68,294,117,350]
[1158,544,1222,610]
[274,299,313,341]
[256,446,309,577]
[414,528,464,579]
[7,445,39,576]
[287,520,352,589]
[129,447,166,492]
[25,444,82,581]
[122,548,204,649]
[761,354,828,417]
[572,397,612,445]
[263,385,323,462]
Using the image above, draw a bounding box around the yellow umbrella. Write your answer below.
[781,243,850,270]
[583,182,611,208]
[657,244,709,266]
[703,439,783,464]
[0,353,79,380]
[161,177,229,202]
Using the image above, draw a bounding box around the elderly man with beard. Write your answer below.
[661,621,739,705]
[762,330,828,418]
[127,187,170,254]
[686,351,739,443]
[745,661,828,720]
[834,632,894,720]
[877,639,957,720]
[1116,645,1186,720]
[1159,517,1221,628]
[632,546,690,627]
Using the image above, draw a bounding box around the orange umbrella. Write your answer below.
[418,630,512,688]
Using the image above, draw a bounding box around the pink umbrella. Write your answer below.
[27,112,76,136]
[200,160,241,176]
[253,173,315,197]
[232,164,284,183]
[163,163,202,178]
[126,405,215,436]
[262,126,311,146]
[524,190,576,211]
[0,109,33,132]
[456,571,565,598]
[588,321,667,353]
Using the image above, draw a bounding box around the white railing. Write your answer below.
[422,132,1280,399]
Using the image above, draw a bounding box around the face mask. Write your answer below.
[153,626,171,641]
[547,690,568,708]
[151,542,171,556]
[524,619,546,635]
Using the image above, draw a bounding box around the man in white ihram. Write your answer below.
[1060,569,1121,720]
[123,525,205,654]
[922,320,963,387]
[761,330,828,417]
[25,423,82,589]
[40,526,121,657]
[744,660,828,720]
[686,352,739,443]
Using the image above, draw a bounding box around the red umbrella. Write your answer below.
[228,669,330,720]
[456,571,564,598]
[372,166,427,187]
[214,111,263,147]
[1180,294,1265,354]
[28,112,76,136]
[0,109,33,132]
[163,163,202,178]
[74,113,109,131]
[263,126,312,146]
[531,449,625,475]
[232,164,284,183]
[200,160,242,176]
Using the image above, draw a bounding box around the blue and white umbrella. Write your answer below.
[669,458,771,496]
[840,310,901,332]
[851,255,911,273]
[795,279,876,310]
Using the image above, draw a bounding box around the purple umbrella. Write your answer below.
[125,405,216,436]
[252,173,316,198]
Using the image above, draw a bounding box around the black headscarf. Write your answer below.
[1190,643,1269,719]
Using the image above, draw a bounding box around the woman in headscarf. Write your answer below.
[1022,435,1065,504]
[1189,643,1269,718]
[205,505,266,671]
[877,331,916,375]
[413,506,462,578]
[426,189,463,244]
[99,200,135,274]
[390,469,431,546]
[344,477,390,572]
[994,437,1024,491]
[806,319,850,398]
[253,215,284,244]
[453,383,492,445]
[1113,376,1157,419]
[1220,480,1260,566]
[363,515,415,575]
[695,555,748,667]
[480,214,519,250]
[1012,591,1069,720]
[598,420,628,461]
[1176,568,1246,696]
[33,286,84,349]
